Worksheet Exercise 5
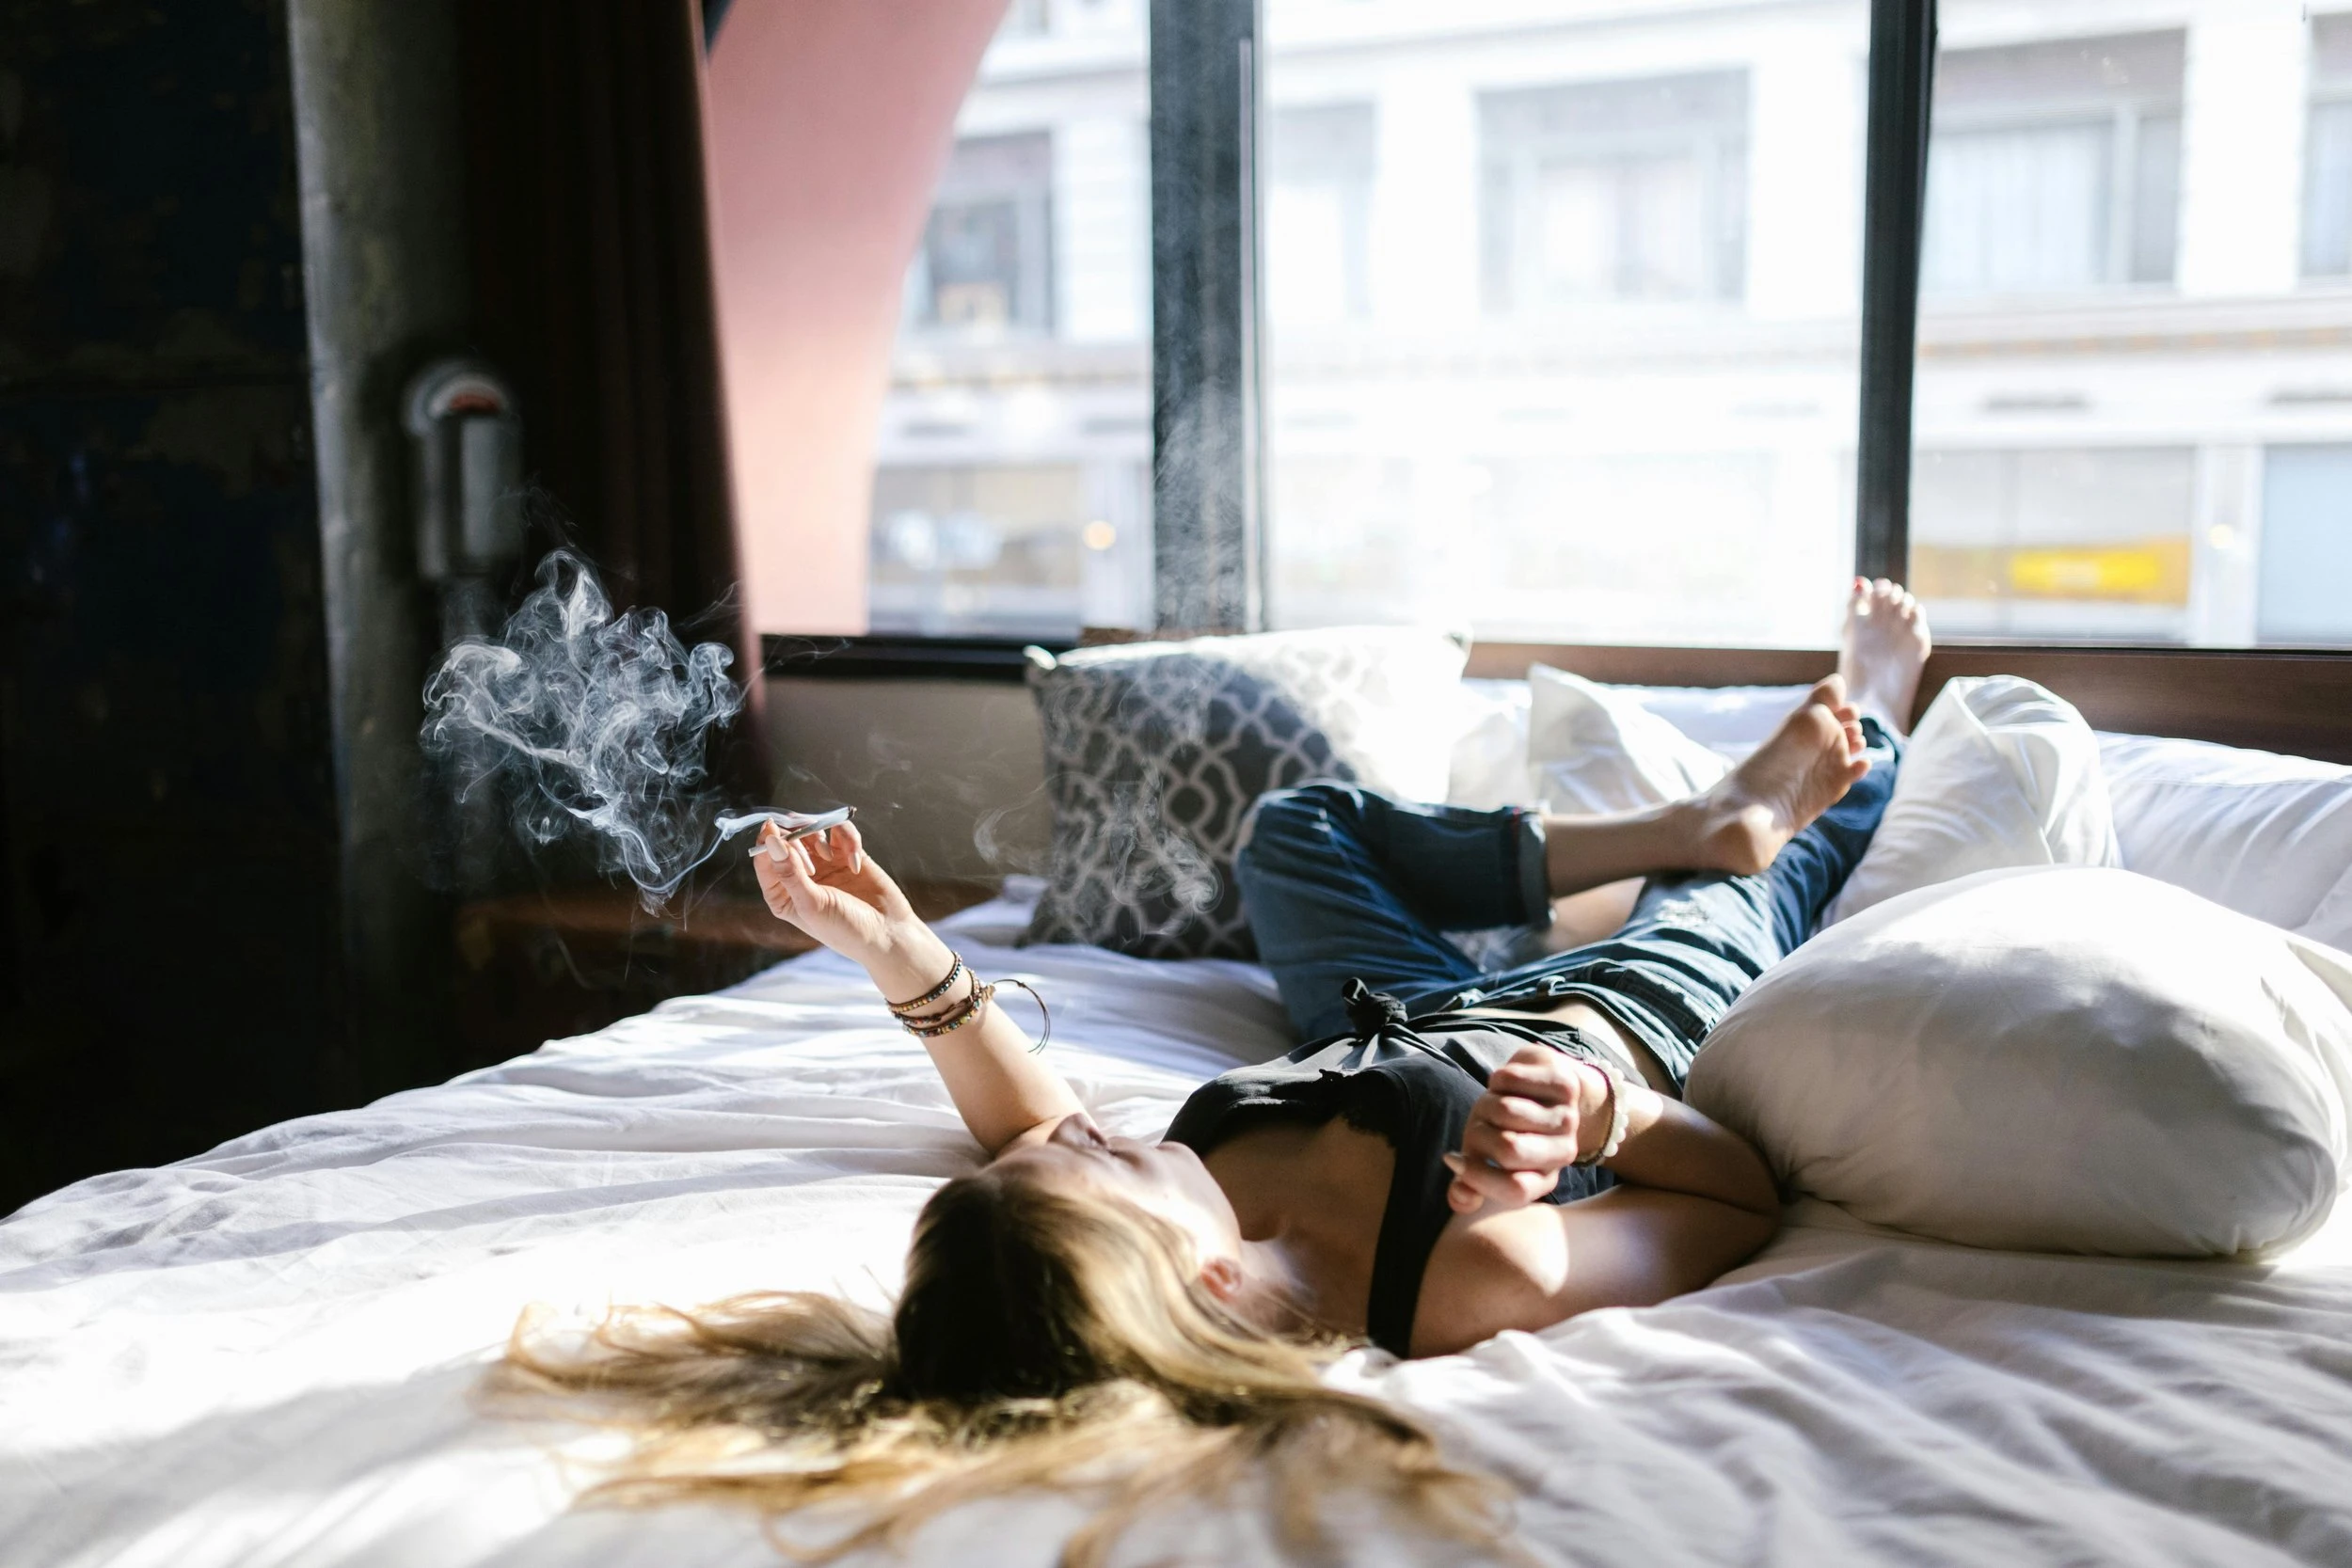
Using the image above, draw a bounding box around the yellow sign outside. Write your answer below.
[1910,536,2191,606]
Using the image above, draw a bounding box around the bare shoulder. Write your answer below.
[1410,1188,1779,1358]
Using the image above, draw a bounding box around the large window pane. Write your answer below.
[1912,8,2352,647]
[870,5,1152,638]
[2260,444,2352,644]
[1262,1,1868,646]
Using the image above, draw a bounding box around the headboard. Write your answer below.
[1465,643,2352,766]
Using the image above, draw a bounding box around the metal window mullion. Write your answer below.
[1855,0,1939,583]
[1150,0,1265,634]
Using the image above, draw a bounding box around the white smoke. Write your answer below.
[421,550,793,910]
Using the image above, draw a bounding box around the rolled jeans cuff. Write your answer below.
[1514,810,1552,928]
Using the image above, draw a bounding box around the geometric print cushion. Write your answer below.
[1023,626,1468,958]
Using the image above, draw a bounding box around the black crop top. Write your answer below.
[1163,983,1615,1357]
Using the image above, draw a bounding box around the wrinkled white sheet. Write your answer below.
[4,898,2350,1568]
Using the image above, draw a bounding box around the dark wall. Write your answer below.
[0,0,344,1213]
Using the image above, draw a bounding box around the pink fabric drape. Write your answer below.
[703,0,1012,636]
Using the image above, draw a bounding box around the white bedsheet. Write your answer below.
[5,899,2350,1567]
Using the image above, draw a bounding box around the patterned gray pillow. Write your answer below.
[1024,627,1468,958]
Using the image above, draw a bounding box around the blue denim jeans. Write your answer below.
[1232,720,1901,1087]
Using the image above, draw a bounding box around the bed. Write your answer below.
[6,686,2351,1568]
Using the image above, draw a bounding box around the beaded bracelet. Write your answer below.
[902,980,994,1038]
[884,954,1052,1053]
[886,954,968,1018]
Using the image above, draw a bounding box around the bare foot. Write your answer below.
[1695,675,1870,875]
[1839,577,1931,736]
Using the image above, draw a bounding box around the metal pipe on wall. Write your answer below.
[285,0,471,1097]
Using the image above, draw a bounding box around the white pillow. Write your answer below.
[2304,869,2352,957]
[1447,678,1536,811]
[1612,683,1813,761]
[1824,675,2119,926]
[2098,732,2352,950]
[1689,866,2352,1258]
[1526,664,1728,815]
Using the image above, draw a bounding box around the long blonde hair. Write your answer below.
[488,1164,1516,1565]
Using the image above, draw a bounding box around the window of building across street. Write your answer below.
[1911,6,2352,647]
[1261,0,1867,646]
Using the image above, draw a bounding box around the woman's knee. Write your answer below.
[1235,780,1367,878]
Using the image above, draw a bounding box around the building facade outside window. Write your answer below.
[866,0,1152,639]
[904,132,1057,337]
[1263,1,1865,645]
[1480,71,1750,312]
[1267,103,1377,329]
[2301,15,2352,277]
[2260,443,2352,643]
[1921,31,2183,299]
[1911,3,2352,647]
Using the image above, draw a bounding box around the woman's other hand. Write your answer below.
[752,820,926,976]
[1443,1044,1612,1213]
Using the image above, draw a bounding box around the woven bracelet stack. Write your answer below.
[885,952,1051,1053]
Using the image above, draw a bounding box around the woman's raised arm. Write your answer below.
[753,821,1083,1156]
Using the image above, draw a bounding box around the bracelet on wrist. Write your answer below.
[903,979,993,1037]
[883,951,1053,1053]
[1571,1061,1631,1167]
[885,953,967,1017]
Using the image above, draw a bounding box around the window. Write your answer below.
[1481,71,1749,312]
[1910,12,2352,647]
[1267,104,1375,328]
[1921,32,2183,298]
[1000,0,1051,40]
[869,7,1154,639]
[1912,448,2194,641]
[2260,445,2352,645]
[906,133,1057,337]
[1260,3,1867,646]
[718,2,2352,656]
[2303,16,2352,277]
[707,0,1150,642]
[869,463,1149,636]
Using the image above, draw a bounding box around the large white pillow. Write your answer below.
[2305,869,2352,957]
[1689,866,2352,1258]
[1447,678,1536,811]
[1526,664,1729,815]
[1824,674,2119,925]
[2098,732,2352,951]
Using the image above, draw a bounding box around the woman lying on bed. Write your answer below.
[498,581,1932,1563]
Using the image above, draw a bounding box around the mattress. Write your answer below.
[6,888,2350,1568]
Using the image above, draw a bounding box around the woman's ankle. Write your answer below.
[1542,799,1709,896]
